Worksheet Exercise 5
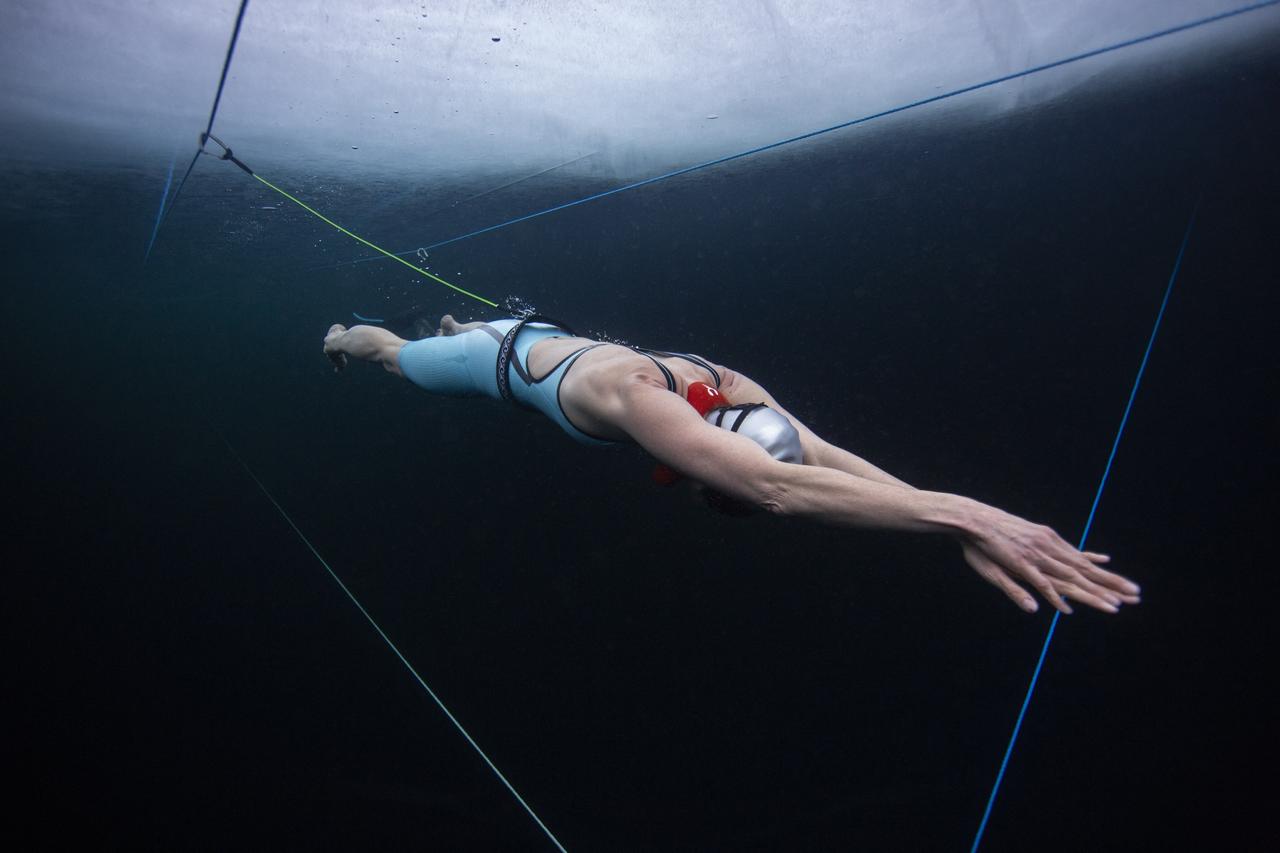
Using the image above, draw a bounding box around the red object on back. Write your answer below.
[686,381,728,416]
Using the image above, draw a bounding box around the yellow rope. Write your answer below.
[252,174,499,308]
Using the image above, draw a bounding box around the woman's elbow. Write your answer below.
[748,473,794,517]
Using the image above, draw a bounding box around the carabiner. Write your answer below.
[201,133,254,176]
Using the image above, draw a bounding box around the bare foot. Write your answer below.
[324,323,348,372]
[436,314,486,336]
[437,314,460,336]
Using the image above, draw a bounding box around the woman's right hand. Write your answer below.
[956,505,1142,614]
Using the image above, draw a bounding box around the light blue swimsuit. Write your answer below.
[397,320,614,444]
[397,319,723,445]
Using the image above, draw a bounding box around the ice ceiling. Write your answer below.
[1,0,1274,176]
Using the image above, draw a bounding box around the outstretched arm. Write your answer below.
[615,379,1141,615]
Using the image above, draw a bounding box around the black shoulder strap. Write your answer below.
[630,348,677,392]
[709,403,770,431]
[635,347,721,388]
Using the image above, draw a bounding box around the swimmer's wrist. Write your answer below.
[919,492,984,536]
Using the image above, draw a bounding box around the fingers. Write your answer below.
[968,531,1073,614]
[1079,564,1142,603]
[1032,529,1142,607]
[1028,553,1143,614]
[1051,578,1120,614]
[1062,561,1142,605]
[1001,546,1073,614]
[1028,570,1071,614]
[1038,555,1125,606]
[967,539,1126,615]
[1034,558,1141,613]
[963,546,1039,613]
[1057,549,1137,593]
[966,515,1142,616]
[1086,563,1141,595]
[986,554,1071,614]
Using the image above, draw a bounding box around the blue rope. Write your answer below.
[343,0,1275,266]
[330,151,599,267]
[143,157,175,261]
[203,0,250,141]
[150,0,251,248]
[969,206,1199,852]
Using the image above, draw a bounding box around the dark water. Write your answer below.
[5,35,1278,853]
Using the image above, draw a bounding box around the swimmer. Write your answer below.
[323,314,1141,616]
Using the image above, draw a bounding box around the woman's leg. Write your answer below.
[396,319,509,398]
[438,314,486,336]
[323,324,409,375]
